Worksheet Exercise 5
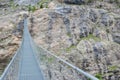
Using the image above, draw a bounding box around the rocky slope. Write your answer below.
[0,0,120,80]
[28,1,120,79]
[0,11,27,75]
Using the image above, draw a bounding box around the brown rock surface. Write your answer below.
[28,1,120,79]
[0,0,120,80]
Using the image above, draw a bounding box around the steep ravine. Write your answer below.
[0,0,120,80]
[0,12,26,76]
[29,1,120,80]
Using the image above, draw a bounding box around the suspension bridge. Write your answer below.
[0,18,99,80]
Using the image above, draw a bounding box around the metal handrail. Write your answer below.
[0,42,23,80]
[0,19,25,80]
[37,45,99,80]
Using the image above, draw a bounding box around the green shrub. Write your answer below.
[10,0,17,9]
[108,65,118,71]
[66,45,76,52]
[80,34,101,41]
[67,32,71,37]
[95,73,102,80]
[106,29,110,33]
[37,0,50,8]
[28,5,37,12]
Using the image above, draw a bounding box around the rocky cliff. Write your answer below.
[29,1,120,79]
[0,0,120,79]
[0,10,27,75]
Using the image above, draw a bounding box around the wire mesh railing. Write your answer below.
[0,19,24,80]
[32,43,99,80]
[0,44,22,80]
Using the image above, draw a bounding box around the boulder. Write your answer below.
[63,0,84,5]
[14,0,40,5]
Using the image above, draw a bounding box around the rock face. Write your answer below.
[0,11,25,75]
[29,1,120,79]
[14,0,40,5]
[63,0,84,4]
[58,0,93,4]
[0,0,120,80]
[112,18,120,43]
[58,0,120,4]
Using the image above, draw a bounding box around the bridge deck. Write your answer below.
[18,19,44,80]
